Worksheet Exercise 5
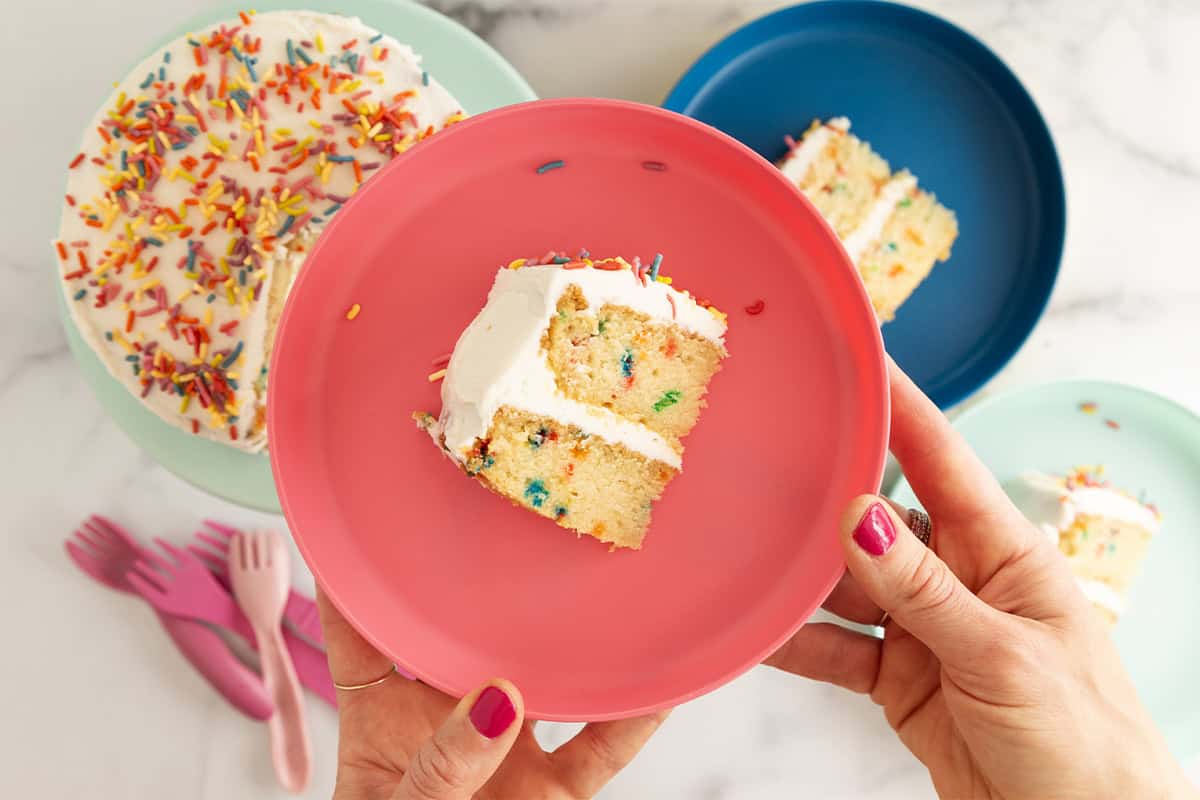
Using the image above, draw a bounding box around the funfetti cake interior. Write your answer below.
[54,10,464,451]
[1010,467,1160,624]
[778,117,958,322]
[417,254,728,550]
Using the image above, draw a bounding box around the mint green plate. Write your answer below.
[890,380,1200,757]
[57,0,536,512]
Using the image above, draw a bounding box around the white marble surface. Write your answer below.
[3,0,1199,797]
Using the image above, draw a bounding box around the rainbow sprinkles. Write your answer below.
[55,10,464,450]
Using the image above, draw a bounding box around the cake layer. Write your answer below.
[781,118,887,239]
[545,286,725,450]
[55,10,463,450]
[856,185,959,321]
[1057,516,1154,593]
[458,407,677,549]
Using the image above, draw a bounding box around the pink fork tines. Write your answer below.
[194,521,325,647]
[66,516,141,591]
[125,538,234,622]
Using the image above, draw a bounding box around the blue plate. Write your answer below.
[664,1,1066,408]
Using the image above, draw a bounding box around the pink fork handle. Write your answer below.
[157,612,274,721]
[284,628,337,708]
[258,626,312,793]
[224,604,337,708]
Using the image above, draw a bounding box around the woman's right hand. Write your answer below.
[767,360,1196,799]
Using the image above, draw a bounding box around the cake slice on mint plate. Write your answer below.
[416,252,728,550]
[1010,466,1160,624]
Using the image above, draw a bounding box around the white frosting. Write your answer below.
[1066,486,1161,533]
[56,11,462,450]
[779,117,849,184]
[841,173,917,264]
[1011,472,1161,536]
[1075,578,1126,616]
[433,264,727,469]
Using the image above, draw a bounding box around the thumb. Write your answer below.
[841,496,1001,664]
[393,680,523,800]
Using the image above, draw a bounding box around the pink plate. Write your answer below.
[269,98,888,721]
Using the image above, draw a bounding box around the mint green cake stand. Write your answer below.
[891,379,1200,758]
[57,0,536,512]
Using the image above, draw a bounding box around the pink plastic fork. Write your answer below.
[125,538,337,708]
[229,530,312,794]
[197,520,324,646]
[64,516,273,721]
[197,521,414,682]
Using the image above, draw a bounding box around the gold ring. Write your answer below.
[334,664,398,691]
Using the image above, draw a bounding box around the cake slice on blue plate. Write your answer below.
[778,117,958,322]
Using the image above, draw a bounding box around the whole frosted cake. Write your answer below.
[418,254,728,549]
[1010,467,1160,624]
[55,10,463,449]
[779,118,958,321]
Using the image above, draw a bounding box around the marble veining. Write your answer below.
[1,0,1198,798]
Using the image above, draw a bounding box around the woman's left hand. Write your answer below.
[318,589,668,799]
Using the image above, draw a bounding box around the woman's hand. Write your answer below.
[317,590,667,799]
[767,360,1196,800]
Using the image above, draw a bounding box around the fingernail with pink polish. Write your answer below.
[470,686,516,739]
[853,502,896,556]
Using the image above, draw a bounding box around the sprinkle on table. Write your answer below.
[536,159,565,174]
[1079,401,1098,414]
[744,299,765,315]
[1104,419,1121,430]
[346,303,362,320]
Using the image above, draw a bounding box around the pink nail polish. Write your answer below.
[470,686,516,739]
[853,503,896,556]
